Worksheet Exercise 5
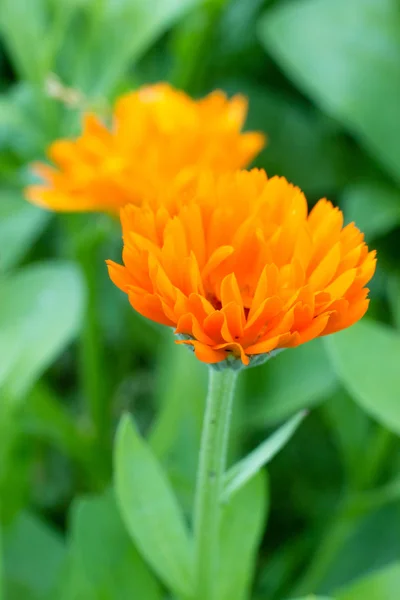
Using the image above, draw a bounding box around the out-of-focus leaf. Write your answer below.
[3,511,66,600]
[0,191,49,271]
[342,181,400,241]
[321,505,400,594]
[150,339,207,459]
[218,471,268,600]
[223,412,305,500]
[288,597,332,600]
[259,0,400,182]
[23,383,91,464]
[149,340,207,510]
[322,390,371,487]
[388,275,400,331]
[325,320,400,436]
[69,490,161,600]
[240,83,354,196]
[0,262,85,400]
[247,339,337,426]
[114,415,193,598]
[0,0,66,82]
[336,562,400,600]
[0,84,54,158]
[70,0,201,94]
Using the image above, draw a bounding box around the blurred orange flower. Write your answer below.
[25,83,265,213]
[107,170,376,366]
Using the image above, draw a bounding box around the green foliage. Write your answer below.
[114,415,193,598]
[68,490,161,599]
[219,471,268,600]
[3,511,66,599]
[223,411,305,500]
[0,262,84,400]
[336,562,400,600]
[0,191,49,272]
[341,181,400,242]
[259,0,400,182]
[246,339,337,426]
[326,320,400,436]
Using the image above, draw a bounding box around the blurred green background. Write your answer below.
[1,0,400,599]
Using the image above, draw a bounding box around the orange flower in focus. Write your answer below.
[108,170,376,365]
[107,170,376,367]
[25,83,265,213]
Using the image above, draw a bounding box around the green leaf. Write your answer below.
[322,390,371,487]
[388,274,400,331]
[319,504,400,593]
[69,490,161,600]
[218,471,268,600]
[336,562,400,600]
[0,261,85,400]
[114,415,193,598]
[247,339,337,426]
[223,411,306,500]
[0,191,49,271]
[240,83,354,197]
[23,383,91,464]
[71,0,201,94]
[288,597,332,600]
[0,0,50,81]
[325,320,400,436]
[259,0,400,182]
[342,181,400,241]
[3,511,66,600]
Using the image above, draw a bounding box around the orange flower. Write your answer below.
[25,83,265,213]
[107,169,376,367]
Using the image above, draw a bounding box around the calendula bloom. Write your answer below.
[107,170,376,366]
[25,83,265,213]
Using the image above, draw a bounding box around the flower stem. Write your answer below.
[193,367,238,600]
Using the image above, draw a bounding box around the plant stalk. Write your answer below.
[193,367,238,600]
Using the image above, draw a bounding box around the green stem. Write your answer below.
[64,214,111,482]
[193,367,238,600]
[171,0,229,94]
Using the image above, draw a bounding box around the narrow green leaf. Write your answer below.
[69,490,161,600]
[3,512,66,599]
[259,0,400,182]
[248,339,337,426]
[114,415,193,598]
[0,0,58,81]
[325,320,400,436]
[223,411,306,501]
[342,181,400,241]
[288,597,333,600]
[289,597,332,600]
[0,261,85,401]
[0,190,49,271]
[336,562,400,600]
[218,471,268,600]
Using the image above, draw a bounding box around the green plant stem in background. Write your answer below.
[64,215,111,482]
[193,367,238,600]
[172,0,229,94]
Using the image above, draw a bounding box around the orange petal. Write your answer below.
[177,340,226,364]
